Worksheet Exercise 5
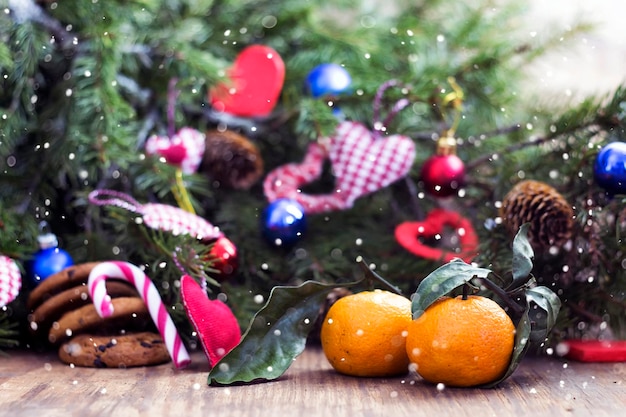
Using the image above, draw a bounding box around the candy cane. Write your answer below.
[88,261,191,369]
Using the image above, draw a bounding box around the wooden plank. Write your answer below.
[1,347,624,417]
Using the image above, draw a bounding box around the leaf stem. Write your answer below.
[357,258,403,295]
[474,277,525,316]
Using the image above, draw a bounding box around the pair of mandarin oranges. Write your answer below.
[320,289,515,388]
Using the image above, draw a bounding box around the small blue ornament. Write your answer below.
[30,223,74,284]
[262,199,307,247]
[594,141,626,196]
[306,63,352,98]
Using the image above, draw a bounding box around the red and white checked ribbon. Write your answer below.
[145,127,206,175]
[89,189,222,241]
[0,255,21,308]
[88,261,191,368]
[263,121,415,214]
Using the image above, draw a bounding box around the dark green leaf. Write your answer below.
[510,223,534,289]
[482,307,532,388]
[526,286,562,345]
[411,259,492,319]
[208,279,359,385]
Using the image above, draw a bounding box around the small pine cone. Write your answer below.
[200,129,264,189]
[500,180,574,249]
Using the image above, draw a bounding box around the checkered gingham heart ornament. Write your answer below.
[0,255,21,308]
[89,189,222,241]
[329,121,415,205]
[264,80,416,213]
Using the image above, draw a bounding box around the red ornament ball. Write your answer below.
[207,236,238,280]
[420,136,465,198]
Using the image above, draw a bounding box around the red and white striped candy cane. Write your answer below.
[88,261,191,369]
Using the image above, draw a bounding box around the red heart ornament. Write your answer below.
[210,45,285,117]
[180,275,241,368]
[395,209,478,263]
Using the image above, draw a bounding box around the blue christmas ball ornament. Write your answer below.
[31,229,74,284]
[594,141,626,196]
[262,199,307,247]
[306,63,352,98]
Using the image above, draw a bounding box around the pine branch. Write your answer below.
[0,312,20,352]
[465,85,626,170]
[8,0,75,51]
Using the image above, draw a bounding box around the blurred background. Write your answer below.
[524,0,626,99]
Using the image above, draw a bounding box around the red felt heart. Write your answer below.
[210,45,285,117]
[180,275,241,368]
[395,208,478,263]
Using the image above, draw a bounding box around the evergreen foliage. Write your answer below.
[1,0,624,351]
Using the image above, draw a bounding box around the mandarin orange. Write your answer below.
[406,295,515,387]
[320,290,412,377]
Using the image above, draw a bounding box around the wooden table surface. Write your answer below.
[1,347,624,417]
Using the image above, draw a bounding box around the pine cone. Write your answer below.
[200,129,264,189]
[500,180,574,250]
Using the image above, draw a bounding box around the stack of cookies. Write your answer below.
[27,263,171,368]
